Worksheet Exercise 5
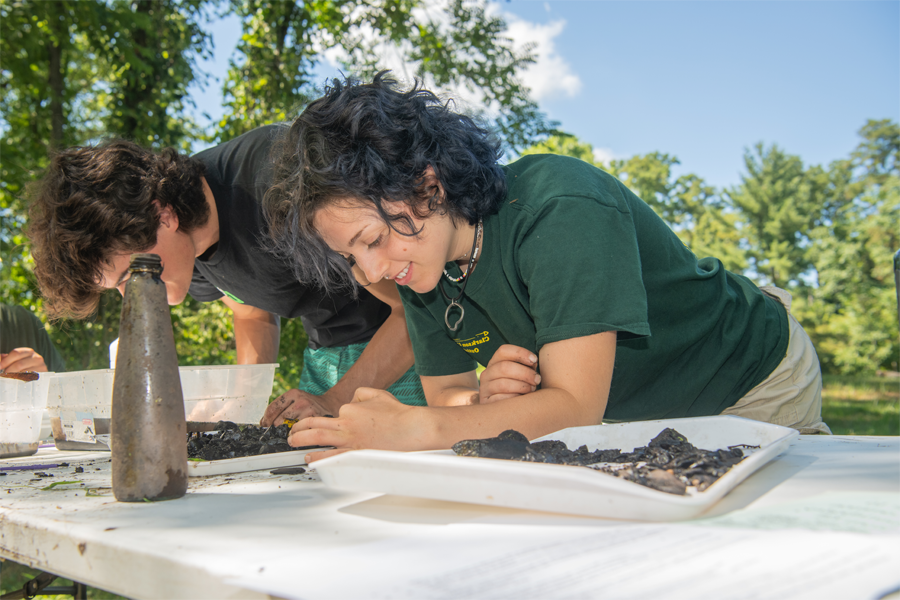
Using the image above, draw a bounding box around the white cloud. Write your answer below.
[313,1,582,120]
[593,147,616,165]
[502,14,582,102]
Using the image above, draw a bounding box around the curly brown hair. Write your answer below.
[26,140,209,319]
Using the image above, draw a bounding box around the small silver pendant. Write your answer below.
[444,300,464,331]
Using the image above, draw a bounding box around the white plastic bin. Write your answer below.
[46,369,115,450]
[180,364,277,427]
[46,364,277,450]
[1,375,52,458]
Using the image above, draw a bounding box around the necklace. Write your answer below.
[438,220,482,332]
[442,224,482,283]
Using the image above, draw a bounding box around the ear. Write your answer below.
[153,200,180,231]
[422,165,445,203]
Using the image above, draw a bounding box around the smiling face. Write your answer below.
[97,206,201,305]
[314,200,473,295]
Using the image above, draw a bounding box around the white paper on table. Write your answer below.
[224,522,900,600]
[695,491,900,535]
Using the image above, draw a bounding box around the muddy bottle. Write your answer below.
[111,253,188,502]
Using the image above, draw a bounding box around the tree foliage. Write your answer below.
[216,0,557,150]
[726,144,824,288]
[2,0,214,374]
[800,120,899,374]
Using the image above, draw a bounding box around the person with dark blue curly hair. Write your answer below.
[266,72,830,460]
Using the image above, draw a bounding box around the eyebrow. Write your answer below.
[348,228,366,247]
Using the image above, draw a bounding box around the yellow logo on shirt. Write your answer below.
[454,331,490,354]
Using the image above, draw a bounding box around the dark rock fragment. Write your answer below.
[187,421,304,461]
[270,467,306,475]
[451,428,748,495]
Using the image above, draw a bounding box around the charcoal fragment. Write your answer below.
[452,427,748,495]
[270,467,306,475]
[187,421,308,461]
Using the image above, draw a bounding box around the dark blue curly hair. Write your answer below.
[265,71,507,292]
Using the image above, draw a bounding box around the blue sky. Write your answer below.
[191,1,899,190]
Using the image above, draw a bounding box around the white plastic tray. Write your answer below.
[187,447,331,477]
[314,416,798,521]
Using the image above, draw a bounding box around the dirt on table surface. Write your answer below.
[187,421,301,461]
[452,428,755,495]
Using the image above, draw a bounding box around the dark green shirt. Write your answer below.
[0,303,66,372]
[399,154,788,420]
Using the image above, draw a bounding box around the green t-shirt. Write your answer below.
[0,303,67,373]
[399,154,788,420]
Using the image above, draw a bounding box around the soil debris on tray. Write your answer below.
[452,428,753,495]
[187,421,300,461]
[270,467,306,475]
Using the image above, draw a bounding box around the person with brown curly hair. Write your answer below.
[26,126,425,424]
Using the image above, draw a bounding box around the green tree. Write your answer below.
[98,0,211,148]
[674,175,747,274]
[2,1,107,368]
[800,120,900,374]
[1,0,215,371]
[726,143,824,289]
[2,1,103,313]
[519,133,597,164]
[216,0,556,151]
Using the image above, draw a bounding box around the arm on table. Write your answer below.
[261,277,416,426]
[417,343,540,406]
[290,331,617,461]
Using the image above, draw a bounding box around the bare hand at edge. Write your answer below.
[260,388,339,427]
[287,387,425,462]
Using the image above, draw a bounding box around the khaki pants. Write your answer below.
[721,287,832,435]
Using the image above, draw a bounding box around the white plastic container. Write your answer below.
[46,364,277,451]
[46,369,115,450]
[1,375,52,458]
[180,364,277,428]
[314,416,799,522]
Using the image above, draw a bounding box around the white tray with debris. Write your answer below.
[313,416,798,521]
[187,447,332,477]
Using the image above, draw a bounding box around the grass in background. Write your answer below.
[822,375,900,436]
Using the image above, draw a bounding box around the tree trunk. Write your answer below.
[121,0,158,140]
[47,2,66,149]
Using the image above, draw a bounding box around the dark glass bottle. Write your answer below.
[111,253,188,502]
